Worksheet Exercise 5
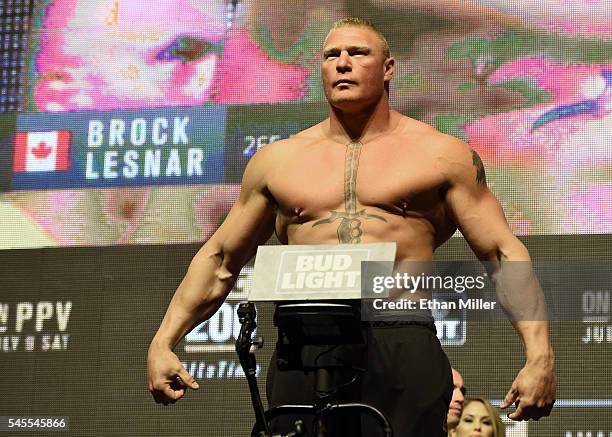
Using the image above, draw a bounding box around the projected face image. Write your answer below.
[382,0,612,38]
[32,0,309,110]
[9,0,610,249]
[396,0,612,235]
[389,27,526,125]
[34,0,227,111]
[3,184,242,247]
[4,188,152,246]
[473,0,612,37]
[464,60,612,234]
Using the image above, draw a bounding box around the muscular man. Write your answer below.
[447,368,466,431]
[147,18,556,436]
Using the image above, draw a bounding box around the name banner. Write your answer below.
[11,106,226,189]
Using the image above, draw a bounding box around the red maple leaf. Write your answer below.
[31,141,53,159]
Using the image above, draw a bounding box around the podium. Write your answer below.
[236,244,396,437]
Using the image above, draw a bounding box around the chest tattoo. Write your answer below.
[312,140,386,243]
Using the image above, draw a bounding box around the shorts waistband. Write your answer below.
[364,320,436,332]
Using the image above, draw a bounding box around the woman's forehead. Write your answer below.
[464,401,490,416]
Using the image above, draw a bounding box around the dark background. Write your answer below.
[1,235,610,436]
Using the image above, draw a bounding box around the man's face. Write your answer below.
[447,368,466,429]
[321,26,393,111]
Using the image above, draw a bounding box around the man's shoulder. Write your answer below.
[393,114,480,186]
[428,130,472,160]
[292,120,328,142]
[422,128,484,186]
[247,121,326,169]
[398,114,470,154]
[394,114,471,158]
[257,121,326,154]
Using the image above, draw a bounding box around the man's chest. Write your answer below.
[267,143,447,216]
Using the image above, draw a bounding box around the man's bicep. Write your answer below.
[208,148,278,269]
[216,190,275,254]
[444,146,521,261]
[448,185,518,261]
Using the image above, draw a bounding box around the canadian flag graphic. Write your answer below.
[13,131,71,173]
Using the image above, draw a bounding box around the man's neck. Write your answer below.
[326,95,395,144]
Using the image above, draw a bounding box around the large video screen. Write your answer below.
[0,0,609,248]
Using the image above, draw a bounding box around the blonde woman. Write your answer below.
[450,397,505,437]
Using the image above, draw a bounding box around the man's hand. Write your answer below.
[147,344,199,405]
[500,357,556,420]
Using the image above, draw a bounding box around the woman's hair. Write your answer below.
[461,397,505,437]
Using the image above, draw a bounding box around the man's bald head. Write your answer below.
[447,368,466,429]
[326,18,391,60]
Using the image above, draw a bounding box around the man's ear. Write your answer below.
[384,57,395,82]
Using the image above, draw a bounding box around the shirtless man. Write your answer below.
[147,18,556,436]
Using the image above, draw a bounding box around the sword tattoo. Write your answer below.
[313,141,386,243]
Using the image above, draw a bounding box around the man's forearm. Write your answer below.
[514,320,554,362]
[487,243,556,419]
[495,272,554,363]
[490,244,553,361]
[150,245,237,351]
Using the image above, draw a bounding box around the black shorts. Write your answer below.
[266,322,453,437]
